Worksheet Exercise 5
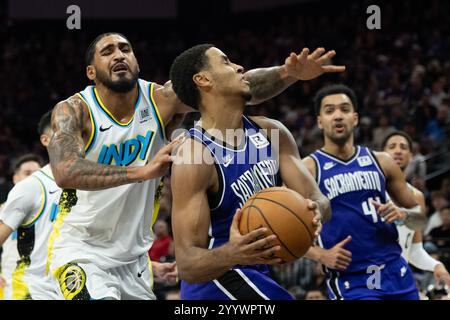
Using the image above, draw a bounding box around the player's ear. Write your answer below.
[40,134,50,148]
[12,174,19,185]
[193,72,211,90]
[354,112,359,126]
[317,116,323,129]
[86,65,96,81]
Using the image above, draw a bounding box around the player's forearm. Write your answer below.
[310,192,332,222]
[244,66,297,105]
[50,157,148,191]
[304,245,327,263]
[403,206,427,230]
[177,245,235,284]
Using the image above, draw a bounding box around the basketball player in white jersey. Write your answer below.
[382,131,450,288]
[47,32,345,300]
[0,111,61,299]
[0,154,43,300]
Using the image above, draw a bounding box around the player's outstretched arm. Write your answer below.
[374,152,426,230]
[244,48,345,105]
[171,139,281,284]
[48,96,182,191]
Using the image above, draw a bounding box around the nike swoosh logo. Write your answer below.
[137,266,147,278]
[99,125,113,132]
[49,190,59,194]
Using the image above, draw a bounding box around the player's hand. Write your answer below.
[372,201,406,224]
[153,261,179,285]
[284,47,346,81]
[434,263,450,288]
[0,275,6,288]
[144,133,186,179]
[226,209,282,266]
[319,236,352,271]
[306,200,322,238]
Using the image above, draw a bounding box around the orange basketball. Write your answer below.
[239,186,316,263]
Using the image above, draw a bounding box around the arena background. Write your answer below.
[0,0,449,301]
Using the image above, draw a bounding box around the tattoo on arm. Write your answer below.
[244,66,297,105]
[48,97,136,190]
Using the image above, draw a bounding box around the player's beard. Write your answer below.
[327,129,353,146]
[96,67,139,93]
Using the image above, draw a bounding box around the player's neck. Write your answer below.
[95,84,139,120]
[322,138,356,160]
[200,95,245,132]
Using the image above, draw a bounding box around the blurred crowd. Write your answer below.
[1,0,449,299]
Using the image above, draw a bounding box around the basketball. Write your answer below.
[239,187,316,263]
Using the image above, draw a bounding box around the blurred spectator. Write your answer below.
[149,219,174,263]
[372,115,396,150]
[428,206,450,269]
[304,288,327,300]
[424,191,448,235]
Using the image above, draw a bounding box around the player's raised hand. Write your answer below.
[319,236,352,271]
[144,133,186,179]
[226,209,282,266]
[372,201,406,224]
[284,47,346,81]
[306,199,323,238]
[434,263,450,288]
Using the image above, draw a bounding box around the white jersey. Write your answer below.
[0,165,61,299]
[386,183,417,261]
[48,79,165,273]
[0,230,20,300]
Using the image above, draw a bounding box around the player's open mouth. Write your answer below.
[112,63,129,73]
[334,124,345,132]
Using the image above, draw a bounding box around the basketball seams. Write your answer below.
[244,189,263,235]
[246,204,298,261]
[253,197,315,243]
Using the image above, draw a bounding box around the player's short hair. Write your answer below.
[169,44,215,109]
[381,130,413,152]
[13,154,43,174]
[85,32,129,66]
[313,84,358,116]
[38,110,53,135]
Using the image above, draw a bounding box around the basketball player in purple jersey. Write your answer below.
[303,84,424,300]
[169,44,333,300]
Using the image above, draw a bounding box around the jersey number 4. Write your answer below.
[362,197,384,223]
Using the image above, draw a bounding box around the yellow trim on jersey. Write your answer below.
[93,87,134,126]
[76,92,96,152]
[149,82,166,141]
[12,259,31,300]
[0,286,4,300]
[46,191,73,276]
[151,180,164,227]
[20,176,46,228]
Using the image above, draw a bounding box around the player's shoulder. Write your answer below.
[7,175,42,199]
[247,116,285,131]
[174,135,215,167]
[53,93,89,120]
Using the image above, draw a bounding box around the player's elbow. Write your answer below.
[52,162,75,189]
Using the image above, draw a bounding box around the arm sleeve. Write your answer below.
[0,177,43,231]
[409,242,441,272]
